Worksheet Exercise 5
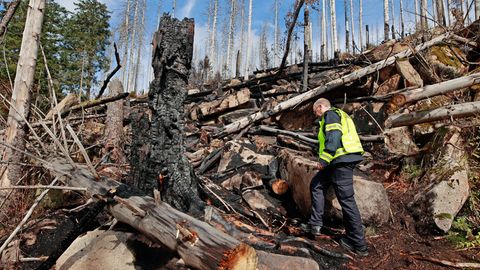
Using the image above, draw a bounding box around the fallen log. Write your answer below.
[385,101,480,128]
[60,92,129,117]
[215,33,450,137]
[48,159,255,269]
[390,72,480,108]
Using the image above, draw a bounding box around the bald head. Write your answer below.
[313,98,331,117]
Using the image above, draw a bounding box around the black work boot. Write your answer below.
[300,223,322,236]
[339,237,369,257]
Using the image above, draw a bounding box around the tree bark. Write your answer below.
[344,0,350,53]
[350,0,355,53]
[303,5,310,92]
[209,0,218,78]
[359,0,363,51]
[330,0,338,54]
[121,0,131,87]
[384,0,389,41]
[436,0,446,26]
[386,101,480,128]
[0,0,21,41]
[400,0,405,38]
[226,0,237,78]
[126,0,139,92]
[1,0,46,192]
[420,0,428,31]
[214,33,450,137]
[390,72,480,108]
[130,15,202,213]
[103,78,126,164]
[279,0,305,73]
[321,0,327,60]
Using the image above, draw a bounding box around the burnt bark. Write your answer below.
[130,15,202,213]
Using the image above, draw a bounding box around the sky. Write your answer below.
[54,0,470,92]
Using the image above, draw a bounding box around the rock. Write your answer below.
[56,230,136,270]
[384,127,420,156]
[217,141,274,175]
[396,59,423,87]
[278,149,390,225]
[409,126,470,233]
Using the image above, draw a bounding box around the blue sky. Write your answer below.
[55,0,470,91]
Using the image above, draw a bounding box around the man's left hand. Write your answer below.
[316,162,325,170]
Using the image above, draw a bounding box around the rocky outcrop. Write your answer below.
[409,126,470,233]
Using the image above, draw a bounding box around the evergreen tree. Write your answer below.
[68,0,111,99]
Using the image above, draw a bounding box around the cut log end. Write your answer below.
[219,243,258,270]
[269,179,289,195]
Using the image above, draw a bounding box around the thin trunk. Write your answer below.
[359,0,363,51]
[384,0,389,41]
[390,0,395,39]
[303,5,310,92]
[1,0,46,191]
[244,0,252,80]
[127,0,139,92]
[400,0,405,38]
[330,0,337,54]
[344,0,349,53]
[79,52,85,102]
[414,0,419,30]
[321,0,327,60]
[433,0,438,25]
[420,0,428,31]
[279,0,305,73]
[239,0,245,75]
[447,0,453,25]
[210,0,218,77]
[134,0,146,91]
[121,0,131,87]
[274,0,279,67]
[156,0,162,28]
[235,50,241,78]
[226,0,237,78]
[436,0,446,26]
[366,24,369,48]
[172,0,176,17]
[350,0,355,53]
[0,0,21,41]
[475,0,480,19]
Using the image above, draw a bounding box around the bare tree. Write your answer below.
[321,0,327,60]
[172,0,176,17]
[436,0,446,26]
[390,0,395,39]
[420,0,428,31]
[134,0,146,91]
[400,0,405,38]
[359,0,363,51]
[209,0,218,77]
[384,0,389,40]
[344,0,350,53]
[244,0,252,80]
[350,0,355,53]
[279,0,305,72]
[303,4,311,92]
[274,0,280,67]
[239,0,245,75]
[259,23,270,70]
[414,0,419,29]
[330,0,338,54]
[447,0,453,25]
[226,0,237,78]
[1,0,45,191]
[475,0,480,19]
[121,0,131,88]
[126,0,139,92]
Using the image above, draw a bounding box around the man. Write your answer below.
[300,98,368,256]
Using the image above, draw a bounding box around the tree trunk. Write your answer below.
[244,0,252,80]
[226,0,237,78]
[436,0,446,26]
[390,0,395,39]
[400,0,405,38]
[134,0,146,91]
[303,5,310,92]
[1,0,45,192]
[359,0,363,51]
[121,0,131,87]
[330,0,338,54]
[274,0,279,67]
[476,0,480,19]
[386,101,480,128]
[349,0,354,53]
[126,0,139,92]
[420,0,428,31]
[210,0,218,77]
[414,0,419,29]
[103,78,126,164]
[390,72,480,108]
[0,0,21,41]
[384,0,389,41]
[321,0,327,60]
[279,0,305,73]
[447,0,453,26]
[215,33,450,137]
[130,15,202,213]
[366,25,369,48]
[344,0,350,53]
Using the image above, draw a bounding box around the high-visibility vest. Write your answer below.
[318,108,364,163]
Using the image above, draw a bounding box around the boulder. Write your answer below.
[384,127,420,156]
[56,230,136,270]
[217,141,274,175]
[278,149,391,225]
[408,126,470,233]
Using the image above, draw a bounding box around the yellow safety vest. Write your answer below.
[318,108,364,163]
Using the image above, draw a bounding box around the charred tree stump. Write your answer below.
[130,15,202,213]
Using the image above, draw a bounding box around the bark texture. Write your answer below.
[130,15,202,213]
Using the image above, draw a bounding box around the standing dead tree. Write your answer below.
[0,0,21,40]
[130,15,203,213]
[1,0,46,193]
[279,0,305,74]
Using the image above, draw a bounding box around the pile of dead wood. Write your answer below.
[2,16,480,270]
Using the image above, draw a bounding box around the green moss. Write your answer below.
[447,217,480,249]
[430,45,463,68]
[435,213,453,220]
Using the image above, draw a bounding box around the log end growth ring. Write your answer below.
[219,243,258,270]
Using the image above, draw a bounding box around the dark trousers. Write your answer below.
[308,162,367,248]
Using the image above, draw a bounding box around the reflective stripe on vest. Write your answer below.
[318,108,364,163]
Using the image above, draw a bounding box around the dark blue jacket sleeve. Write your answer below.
[319,110,342,167]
